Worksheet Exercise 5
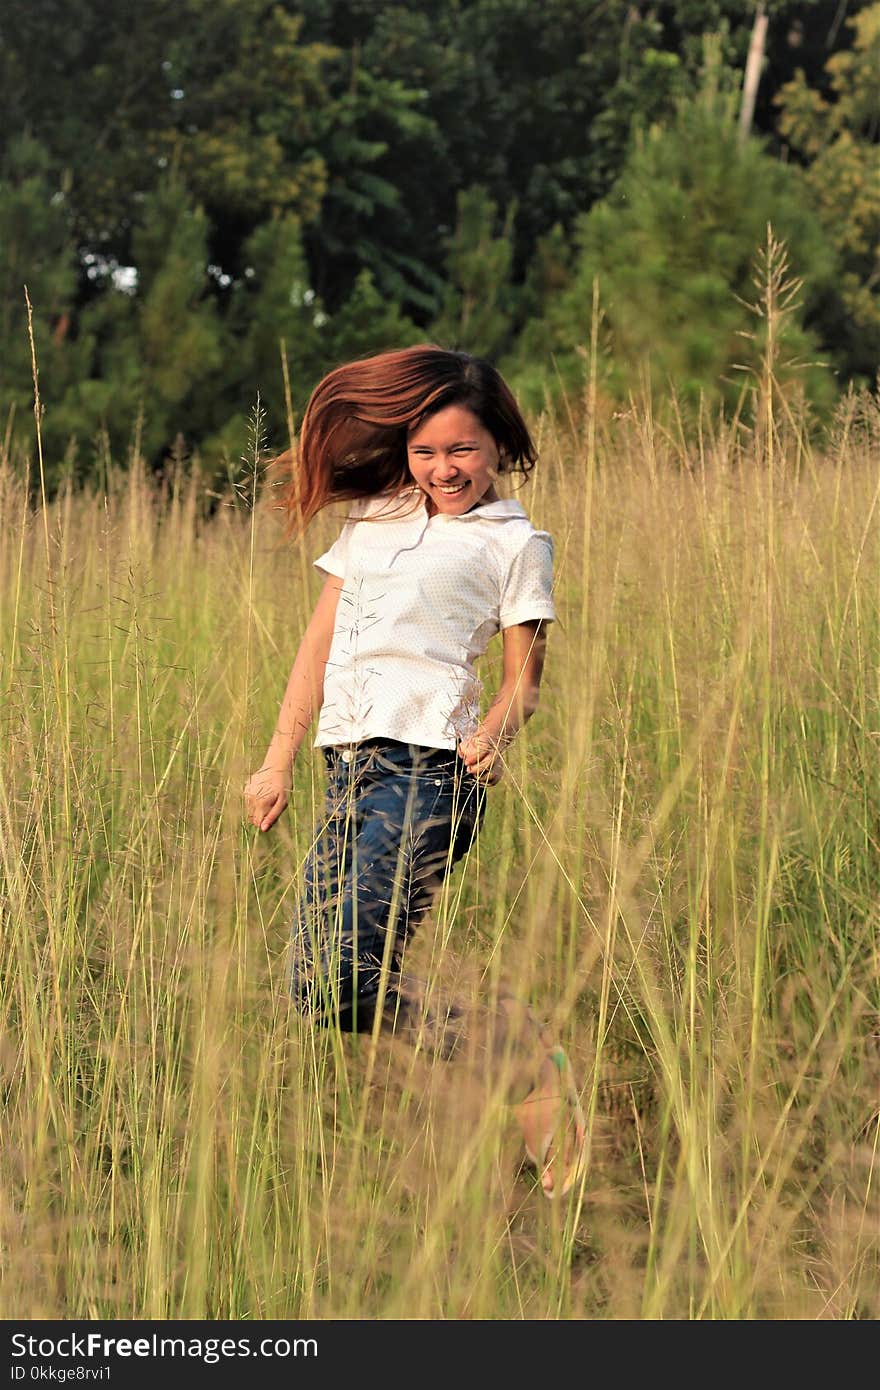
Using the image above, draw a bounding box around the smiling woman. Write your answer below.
[273,344,537,533]
[406,402,502,517]
[244,343,586,1198]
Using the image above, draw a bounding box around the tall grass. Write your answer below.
[1,354,878,1317]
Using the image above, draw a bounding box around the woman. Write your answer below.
[244,345,585,1197]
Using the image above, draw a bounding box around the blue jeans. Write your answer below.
[290,739,487,1032]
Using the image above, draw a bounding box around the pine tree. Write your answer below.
[431,187,518,360]
[0,135,80,468]
[776,3,880,380]
[509,50,839,417]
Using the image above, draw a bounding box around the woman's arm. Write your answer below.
[244,574,344,831]
[458,619,549,785]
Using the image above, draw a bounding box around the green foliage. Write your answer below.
[508,58,839,417]
[162,0,439,309]
[219,214,325,446]
[431,188,518,359]
[297,0,697,310]
[134,185,224,411]
[321,269,421,369]
[0,0,179,252]
[164,2,334,225]
[776,4,880,379]
[0,1,872,476]
[208,216,421,456]
[42,181,225,475]
[0,136,79,435]
[210,216,421,455]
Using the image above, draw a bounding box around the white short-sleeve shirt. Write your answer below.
[312,484,555,750]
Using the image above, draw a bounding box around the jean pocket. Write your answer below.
[422,770,485,862]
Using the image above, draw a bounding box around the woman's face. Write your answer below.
[406,404,501,517]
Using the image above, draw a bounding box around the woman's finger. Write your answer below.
[472,762,502,786]
[260,793,288,831]
[245,795,275,829]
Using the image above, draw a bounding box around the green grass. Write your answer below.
[1,379,879,1319]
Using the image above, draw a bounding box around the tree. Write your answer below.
[776,3,880,380]
[209,215,421,458]
[430,187,518,360]
[302,0,690,294]
[1,0,181,258]
[1,0,867,479]
[49,180,225,470]
[0,135,84,469]
[506,51,839,418]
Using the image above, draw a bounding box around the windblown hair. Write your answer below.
[277,344,537,536]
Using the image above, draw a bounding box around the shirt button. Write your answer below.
[341,749,353,763]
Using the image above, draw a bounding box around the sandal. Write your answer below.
[515,1045,587,1199]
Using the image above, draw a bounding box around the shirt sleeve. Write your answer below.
[498,530,556,629]
[312,501,366,578]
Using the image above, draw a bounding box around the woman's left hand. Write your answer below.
[458,733,507,785]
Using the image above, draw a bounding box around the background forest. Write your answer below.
[2,0,878,481]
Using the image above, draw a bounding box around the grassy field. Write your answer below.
[1,378,879,1319]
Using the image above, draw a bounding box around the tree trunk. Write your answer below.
[739,4,769,146]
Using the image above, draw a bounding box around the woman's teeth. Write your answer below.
[437,482,467,495]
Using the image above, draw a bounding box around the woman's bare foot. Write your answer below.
[494,995,587,1198]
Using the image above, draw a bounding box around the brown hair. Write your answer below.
[277,344,537,535]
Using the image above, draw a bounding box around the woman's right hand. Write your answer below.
[243,765,291,832]
[457,732,507,786]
